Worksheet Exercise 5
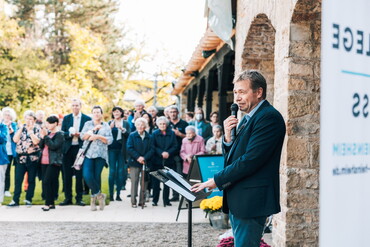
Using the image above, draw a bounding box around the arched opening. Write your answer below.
[242,14,275,104]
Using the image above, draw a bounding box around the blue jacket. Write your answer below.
[127,131,154,168]
[5,122,17,157]
[151,128,177,170]
[214,101,286,219]
[0,123,10,165]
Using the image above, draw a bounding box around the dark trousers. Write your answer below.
[41,164,60,206]
[13,163,37,203]
[152,176,169,204]
[62,145,83,202]
[5,155,13,191]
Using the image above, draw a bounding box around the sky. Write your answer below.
[118,0,207,80]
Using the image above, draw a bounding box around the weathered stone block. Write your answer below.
[288,61,313,77]
[290,23,311,41]
[288,94,318,118]
[287,137,309,163]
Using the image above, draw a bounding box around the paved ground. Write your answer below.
[0,182,272,246]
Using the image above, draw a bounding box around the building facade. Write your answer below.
[173,0,321,246]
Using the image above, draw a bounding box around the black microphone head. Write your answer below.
[230,103,238,113]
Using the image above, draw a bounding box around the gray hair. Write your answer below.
[135,117,148,128]
[234,70,267,99]
[2,107,17,121]
[24,110,36,120]
[147,106,158,113]
[212,125,223,131]
[185,125,196,133]
[156,116,169,126]
[134,99,146,108]
[168,105,179,112]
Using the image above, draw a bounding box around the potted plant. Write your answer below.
[200,196,230,229]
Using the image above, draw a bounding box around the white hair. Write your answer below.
[185,125,196,133]
[24,110,36,119]
[156,116,169,126]
[2,107,17,121]
[134,99,146,108]
[147,105,158,113]
[135,117,148,128]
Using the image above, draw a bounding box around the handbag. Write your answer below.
[72,129,98,170]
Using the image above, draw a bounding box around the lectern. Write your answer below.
[150,167,210,247]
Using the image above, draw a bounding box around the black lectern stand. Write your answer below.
[150,167,210,247]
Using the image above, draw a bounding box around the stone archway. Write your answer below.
[276,0,321,246]
[242,14,275,104]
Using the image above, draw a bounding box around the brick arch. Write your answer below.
[277,0,321,246]
[242,13,275,104]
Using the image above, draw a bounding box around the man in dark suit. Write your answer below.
[192,70,286,247]
[60,99,91,206]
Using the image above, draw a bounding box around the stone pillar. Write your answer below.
[197,78,206,108]
[191,85,198,112]
[205,70,216,120]
[217,55,234,124]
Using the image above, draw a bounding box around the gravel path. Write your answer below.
[3,222,226,247]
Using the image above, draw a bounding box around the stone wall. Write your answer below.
[235,0,321,246]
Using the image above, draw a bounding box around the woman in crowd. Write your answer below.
[191,107,212,142]
[81,106,113,211]
[2,107,17,198]
[39,115,64,211]
[185,112,194,124]
[206,125,223,155]
[8,110,41,207]
[147,105,158,128]
[0,111,10,206]
[209,111,220,127]
[151,116,177,207]
[127,118,154,208]
[108,106,130,201]
[180,126,206,175]
[142,112,155,134]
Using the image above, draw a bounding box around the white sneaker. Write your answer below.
[24,200,32,208]
[4,191,11,197]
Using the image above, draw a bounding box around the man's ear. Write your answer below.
[257,87,263,99]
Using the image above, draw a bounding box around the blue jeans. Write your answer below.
[82,157,105,196]
[229,212,266,247]
[108,149,124,196]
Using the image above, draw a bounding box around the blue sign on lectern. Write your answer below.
[188,155,224,198]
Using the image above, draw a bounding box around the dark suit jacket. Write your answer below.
[214,100,286,219]
[127,131,154,168]
[61,113,91,154]
[108,119,131,160]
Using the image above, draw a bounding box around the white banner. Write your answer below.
[321,0,370,246]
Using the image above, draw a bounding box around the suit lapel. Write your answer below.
[226,101,270,164]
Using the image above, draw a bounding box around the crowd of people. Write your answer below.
[0,99,224,211]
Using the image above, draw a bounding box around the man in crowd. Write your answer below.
[168,105,188,201]
[60,99,91,206]
[192,70,286,247]
[128,99,147,132]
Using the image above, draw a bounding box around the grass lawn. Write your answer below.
[3,166,111,206]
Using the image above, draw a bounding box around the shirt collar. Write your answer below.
[246,99,265,120]
[73,112,82,118]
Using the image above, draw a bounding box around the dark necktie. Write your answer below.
[237,115,250,135]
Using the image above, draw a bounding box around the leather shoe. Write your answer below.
[41,206,50,211]
[59,200,72,206]
[169,197,179,202]
[76,201,86,206]
[152,202,158,206]
[164,202,172,207]
[116,195,122,201]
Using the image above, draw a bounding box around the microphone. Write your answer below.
[230,103,239,141]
